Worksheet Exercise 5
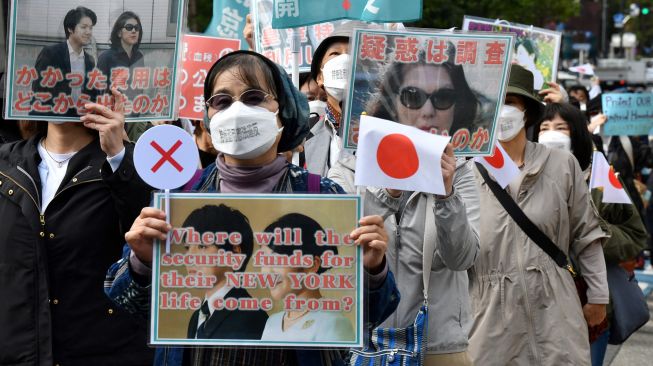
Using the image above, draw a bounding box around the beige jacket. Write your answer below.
[469,142,609,366]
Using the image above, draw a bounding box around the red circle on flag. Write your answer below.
[484,146,505,169]
[609,167,623,189]
[376,134,420,179]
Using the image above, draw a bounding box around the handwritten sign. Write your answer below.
[602,93,653,136]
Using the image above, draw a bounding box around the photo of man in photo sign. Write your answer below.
[30,6,98,117]
[182,205,268,340]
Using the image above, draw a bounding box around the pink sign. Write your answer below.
[179,34,241,120]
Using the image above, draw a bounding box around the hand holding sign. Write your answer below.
[81,87,126,158]
[125,207,170,263]
[134,124,200,254]
[349,215,387,274]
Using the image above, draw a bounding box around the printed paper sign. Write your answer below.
[602,93,653,136]
[271,0,422,29]
[4,0,185,122]
[342,28,514,156]
[462,16,561,91]
[179,35,240,120]
[253,0,344,73]
[150,193,363,348]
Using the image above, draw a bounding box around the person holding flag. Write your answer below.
[326,39,481,365]
[533,102,647,366]
[468,64,609,365]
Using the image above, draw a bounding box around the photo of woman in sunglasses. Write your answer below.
[366,43,485,137]
[97,11,145,111]
[342,31,513,155]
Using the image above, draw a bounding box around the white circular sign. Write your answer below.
[134,124,200,190]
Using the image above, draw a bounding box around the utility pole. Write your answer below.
[602,0,608,57]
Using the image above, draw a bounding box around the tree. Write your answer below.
[409,0,580,29]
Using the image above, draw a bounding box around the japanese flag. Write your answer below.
[569,63,595,76]
[473,143,520,189]
[590,151,631,204]
[354,115,450,195]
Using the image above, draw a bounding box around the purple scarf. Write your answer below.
[216,154,288,193]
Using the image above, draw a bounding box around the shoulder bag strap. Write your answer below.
[475,162,569,269]
[422,194,437,300]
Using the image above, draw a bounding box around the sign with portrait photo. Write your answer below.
[462,15,562,91]
[342,29,514,156]
[4,0,185,122]
[150,193,364,348]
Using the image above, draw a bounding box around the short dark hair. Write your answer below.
[263,213,335,275]
[182,204,254,271]
[533,103,594,170]
[367,45,479,134]
[109,11,143,49]
[63,7,97,39]
[299,72,312,89]
[568,85,590,101]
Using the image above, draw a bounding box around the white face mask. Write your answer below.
[209,101,283,160]
[538,130,572,152]
[497,104,526,142]
[322,54,350,102]
[308,100,327,125]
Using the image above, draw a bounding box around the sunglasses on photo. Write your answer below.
[123,24,141,32]
[205,89,275,112]
[399,86,457,110]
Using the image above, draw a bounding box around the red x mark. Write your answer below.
[150,140,183,173]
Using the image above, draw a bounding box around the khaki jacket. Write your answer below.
[469,142,608,366]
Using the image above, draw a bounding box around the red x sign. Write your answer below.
[134,125,199,190]
[150,140,183,173]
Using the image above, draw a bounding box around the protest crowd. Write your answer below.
[0,1,651,366]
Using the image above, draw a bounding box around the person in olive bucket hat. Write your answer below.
[467,63,609,365]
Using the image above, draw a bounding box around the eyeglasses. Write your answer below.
[398,87,457,110]
[205,89,275,112]
[123,24,141,32]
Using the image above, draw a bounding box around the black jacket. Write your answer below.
[186,287,268,340]
[30,41,97,117]
[0,135,153,365]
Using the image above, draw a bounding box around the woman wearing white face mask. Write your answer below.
[304,21,371,176]
[468,65,610,366]
[104,50,400,366]
[534,103,648,366]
